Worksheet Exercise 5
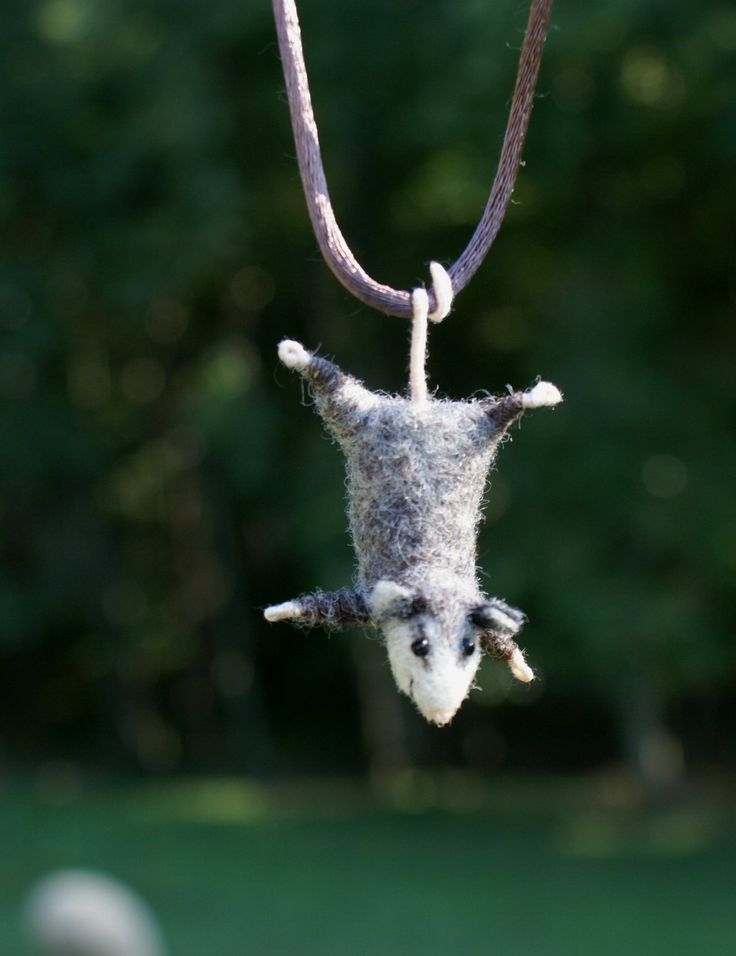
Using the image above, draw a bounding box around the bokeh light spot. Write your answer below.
[640,155,685,198]
[120,357,166,405]
[620,47,684,109]
[641,454,688,498]
[0,283,32,328]
[68,356,111,409]
[35,0,89,44]
[229,266,275,312]
[200,348,252,400]
[0,352,37,398]
[146,298,189,345]
[707,6,736,51]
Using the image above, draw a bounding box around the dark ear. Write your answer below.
[469,599,527,636]
[370,581,426,621]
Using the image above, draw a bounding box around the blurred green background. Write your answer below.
[1,0,735,951]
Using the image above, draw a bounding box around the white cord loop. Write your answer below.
[409,287,430,404]
[409,263,453,402]
[427,261,453,322]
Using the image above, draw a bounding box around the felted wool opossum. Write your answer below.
[265,339,562,726]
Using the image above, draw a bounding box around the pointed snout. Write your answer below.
[424,707,459,727]
[409,676,469,728]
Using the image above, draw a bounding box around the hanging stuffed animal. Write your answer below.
[266,0,558,725]
[265,334,561,726]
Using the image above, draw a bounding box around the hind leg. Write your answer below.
[278,340,380,426]
[482,381,563,439]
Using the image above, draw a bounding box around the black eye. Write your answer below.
[461,637,476,657]
[411,636,430,658]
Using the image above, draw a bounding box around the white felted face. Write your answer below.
[371,580,483,726]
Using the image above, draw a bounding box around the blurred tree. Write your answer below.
[0,0,734,782]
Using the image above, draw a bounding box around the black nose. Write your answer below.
[411,636,430,658]
[461,637,476,657]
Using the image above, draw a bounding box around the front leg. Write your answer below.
[264,588,371,629]
[470,597,535,683]
[278,340,380,433]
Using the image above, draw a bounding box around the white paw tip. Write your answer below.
[509,648,535,683]
[278,339,311,370]
[522,381,563,409]
[264,600,302,622]
[370,580,413,615]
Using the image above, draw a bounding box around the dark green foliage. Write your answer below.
[0,0,734,775]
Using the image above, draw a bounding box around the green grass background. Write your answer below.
[2,779,735,955]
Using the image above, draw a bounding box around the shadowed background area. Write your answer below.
[1,0,735,952]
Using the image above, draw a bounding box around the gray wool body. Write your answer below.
[265,339,562,725]
[344,398,494,594]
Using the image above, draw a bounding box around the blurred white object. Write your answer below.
[25,870,166,956]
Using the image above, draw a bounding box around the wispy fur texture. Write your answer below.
[266,340,562,725]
